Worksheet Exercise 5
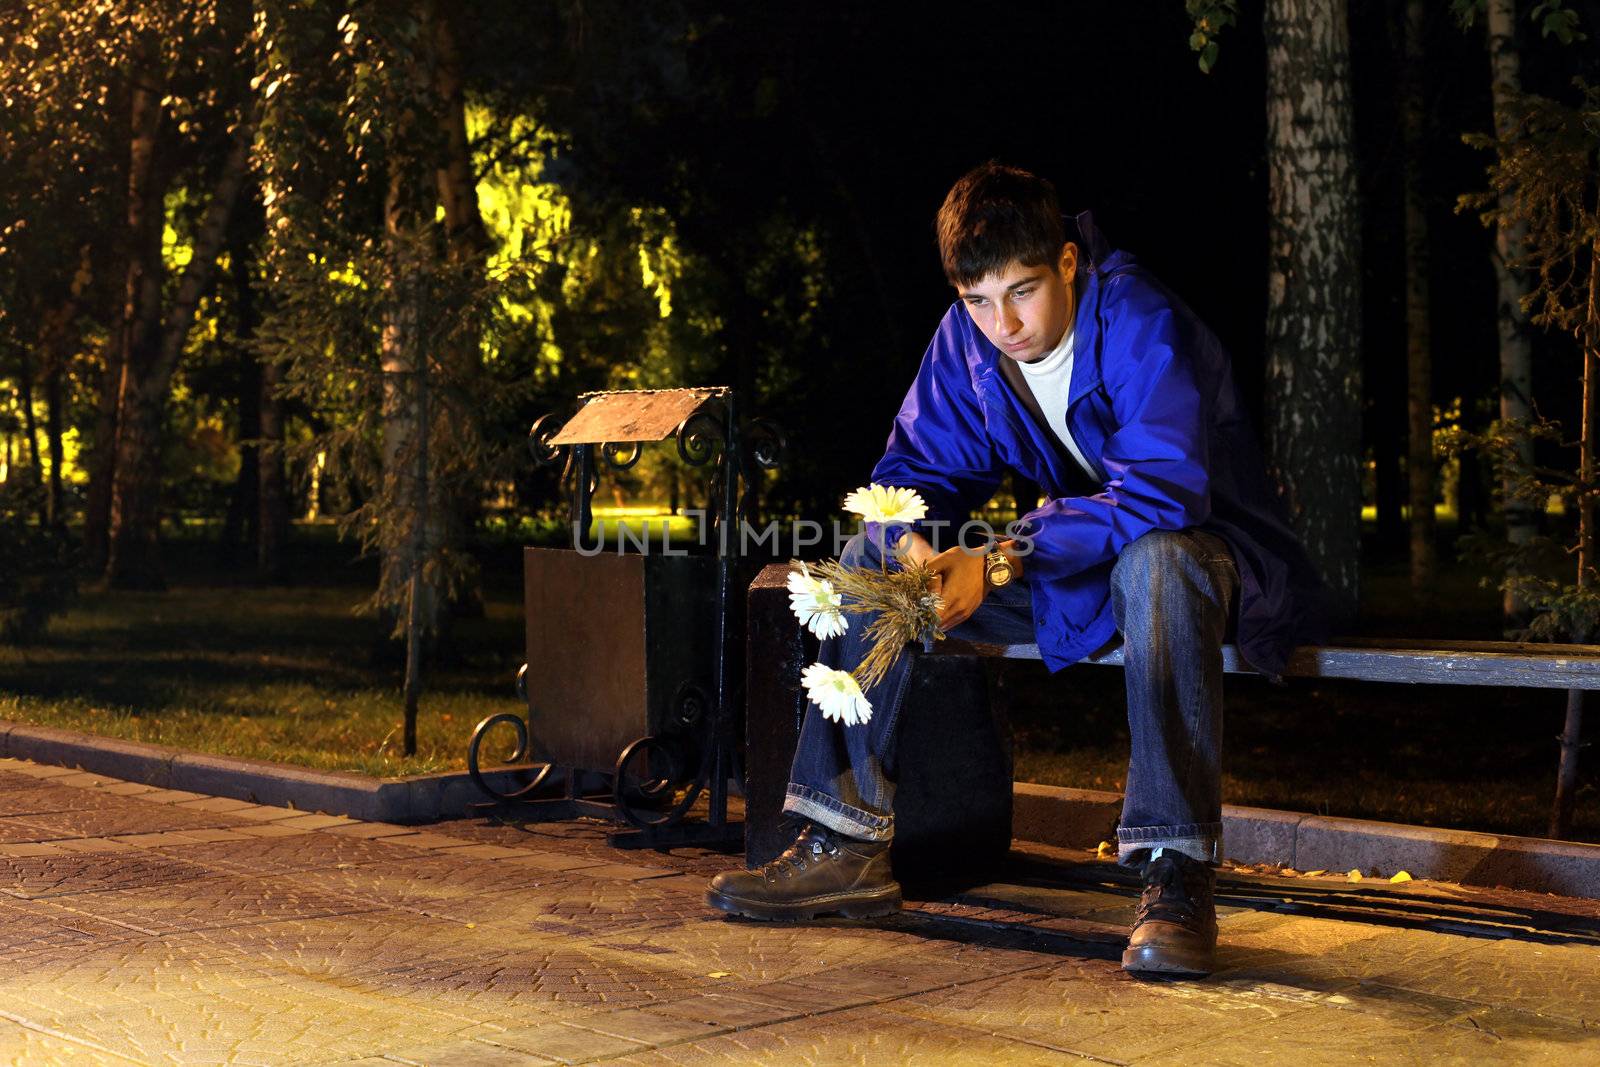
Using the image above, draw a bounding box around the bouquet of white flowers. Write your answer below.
[786,485,945,726]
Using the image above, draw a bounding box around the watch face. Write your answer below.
[986,558,1013,587]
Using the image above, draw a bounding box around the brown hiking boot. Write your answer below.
[1121,850,1218,977]
[706,823,901,921]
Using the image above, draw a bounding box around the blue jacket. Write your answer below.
[870,213,1324,677]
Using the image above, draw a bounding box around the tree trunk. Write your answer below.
[1402,0,1436,594]
[1487,0,1538,621]
[107,117,254,588]
[13,344,45,522]
[258,354,289,583]
[1549,233,1599,840]
[1373,372,1406,549]
[430,1,488,622]
[104,46,171,588]
[1264,0,1365,628]
[221,219,261,566]
[382,118,439,752]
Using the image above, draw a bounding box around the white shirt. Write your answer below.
[1016,327,1098,482]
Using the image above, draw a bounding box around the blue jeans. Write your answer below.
[784,528,1238,866]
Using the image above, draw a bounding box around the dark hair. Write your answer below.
[935,162,1065,287]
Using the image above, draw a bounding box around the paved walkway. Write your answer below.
[0,756,1595,1065]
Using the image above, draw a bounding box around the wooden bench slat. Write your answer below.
[939,638,1600,690]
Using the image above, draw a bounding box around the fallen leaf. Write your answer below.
[1280,868,1300,877]
[706,971,732,979]
[1095,841,1115,859]
[1347,868,1363,882]
[1389,871,1413,884]
[466,923,476,929]
[1303,870,1327,877]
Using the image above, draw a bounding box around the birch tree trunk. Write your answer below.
[107,120,254,587]
[1264,0,1364,627]
[1487,0,1538,621]
[382,150,436,756]
[1403,0,1436,593]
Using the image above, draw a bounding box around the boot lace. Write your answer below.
[761,824,841,882]
[1134,854,1209,926]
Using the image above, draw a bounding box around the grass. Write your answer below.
[0,527,526,777]
[3,516,1596,845]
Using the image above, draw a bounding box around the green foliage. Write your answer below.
[0,484,75,642]
[1453,0,1586,42]
[1457,81,1600,640]
[1184,0,1237,74]
[1531,0,1587,43]
[1461,82,1599,339]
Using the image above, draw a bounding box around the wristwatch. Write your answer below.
[984,547,1015,589]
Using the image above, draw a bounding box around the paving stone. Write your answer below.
[887,957,1311,1062]
[608,1005,1075,1066]
[222,804,309,823]
[0,783,121,816]
[52,772,120,789]
[276,813,358,830]
[380,1038,559,1065]
[500,852,611,873]
[568,1005,727,1045]
[97,781,160,797]
[321,821,424,839]
[108,832,215,848]
[1142,999,1574,1066]
[1212,911,1478,992]
[0,818,66,843]
[172,796,259,813]
[476,1021,648,1063]
[133,788,209,804]
[230,823,317,838]
[0,764,77,778]
[4,805,251,839]
[20,979,485,1065]
[0,895,142,965]
[47,872,382,935]
[580,863,680,882]
[1362,934,1600,1026]
[292,853,578,921]
[380,831,479,850]
[437,844,530,859]
[0,774,1586,1064]
[646,993,802,1029]
[52,837,144,854]
[0,1018,140,1065]
[0,842,69,857]
[0,851,219,899]
[146,830,434,878]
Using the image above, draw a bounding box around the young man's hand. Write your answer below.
[927,545,988,630]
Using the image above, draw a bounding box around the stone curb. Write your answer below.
[1013,781,1600,898]
[0,722,528,822]
[8,720,1598,896]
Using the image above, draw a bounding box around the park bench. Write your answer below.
[742,563,1600,874]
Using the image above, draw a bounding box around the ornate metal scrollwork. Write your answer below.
[612,735,705,830]
[467,711,554,802]
[527,413,569,468]
[601,440,643,470]
[675,410,725,467]
[745,418,786,471]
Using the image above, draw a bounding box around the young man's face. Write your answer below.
[955,243,1078,363]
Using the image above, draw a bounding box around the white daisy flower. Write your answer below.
[842,483,928,525]
[786,564,848,640]
[800,663,873,726]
